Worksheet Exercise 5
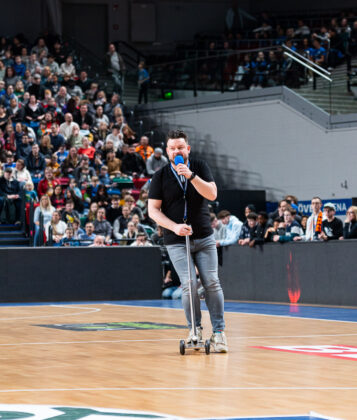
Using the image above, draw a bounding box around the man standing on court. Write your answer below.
[148,130,227,353]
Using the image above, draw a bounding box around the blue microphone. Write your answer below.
[174,155,186,183]
[174,155,184,165]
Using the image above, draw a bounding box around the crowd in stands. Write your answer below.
[153,10,357,91]
[198,12,356,90]
[162,195,357,300]
[0,33,170,249]
[210,196,357,251]
[1,31,356,301]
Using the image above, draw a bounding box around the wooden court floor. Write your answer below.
[1,301,357,419]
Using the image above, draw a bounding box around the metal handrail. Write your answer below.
[146,45,277,72]
[28,200,34,247]
[19,189,26,232]
[118,41,147,60]
[39,213,44,247]
[48,225,53,247]
[283,44,331,77]
[283,51,332,82]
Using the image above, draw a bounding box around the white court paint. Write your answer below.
[0,305,101,321]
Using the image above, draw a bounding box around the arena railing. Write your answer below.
[43,237,157,247]
[28,200,35,247]
[135,44,307,96]
[282,43,333,113]
[19,189,26,234]
[38,213,44,247]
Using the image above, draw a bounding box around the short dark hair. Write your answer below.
[210,213,217,222]
[166,130,188,143]
[17,158,25,168]
[66,200,73,205]
[258,211,268,220]
[246,204,256,212]
[217,210,231,219]
[247,212,258,220]
[285,194,298,204]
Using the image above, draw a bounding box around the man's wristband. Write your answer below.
[189,172,196,181]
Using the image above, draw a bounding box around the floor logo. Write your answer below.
[36,322,187,331]
[0,405,337,420]
[253,345,357,361]
[0,405,182,420]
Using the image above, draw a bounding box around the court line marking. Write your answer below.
[109,303,357,324]
[2,301,357,324]
[0,386,357,393]
[3,332,357,347]
[0,306,101,321]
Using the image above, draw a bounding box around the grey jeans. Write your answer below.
[166,234,225,332]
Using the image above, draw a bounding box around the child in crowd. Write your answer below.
[47,154,61,177]
[98,165,111,185]
[238,212,258,246]
[54,144,69,164]
[24,181,38,203]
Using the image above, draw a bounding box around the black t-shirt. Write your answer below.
[148,158,215,245]
[322,217,343,240]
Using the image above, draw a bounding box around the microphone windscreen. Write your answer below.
[174,155,184,165]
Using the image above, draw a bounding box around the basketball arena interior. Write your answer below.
[1,1,357,419]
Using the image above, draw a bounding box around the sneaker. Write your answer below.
[187,327,202,344]
[210,331,228,353]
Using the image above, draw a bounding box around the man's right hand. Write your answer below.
[173,224,192,236]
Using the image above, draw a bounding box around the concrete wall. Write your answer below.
[0,0,43,41]
[2,0,352,48]
[0,0,232,46]
[147,97,357,202]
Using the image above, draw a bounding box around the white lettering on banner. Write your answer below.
[335,203,347,212]
[298,201,349,215]
[298,204,312,214]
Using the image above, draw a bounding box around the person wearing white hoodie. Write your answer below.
[12,159,33,187]
[216,209,243,247]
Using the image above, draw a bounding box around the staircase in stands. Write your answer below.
[97,73,157,107]
[294,57,357,114]
[0,224,29,247]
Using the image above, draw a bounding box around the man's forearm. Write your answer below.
[149,206,177,233]
[190,176,217,201]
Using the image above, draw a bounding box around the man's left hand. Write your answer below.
[176,164,192,179]
[319,232,328,241]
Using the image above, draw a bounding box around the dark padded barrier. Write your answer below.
[219,240,357,306]
[0,247,163,302]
